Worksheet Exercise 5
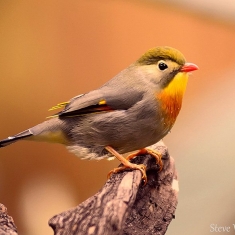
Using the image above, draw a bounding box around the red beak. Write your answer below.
[180,63,199,72]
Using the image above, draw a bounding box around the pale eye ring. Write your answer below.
[158,62,168,71]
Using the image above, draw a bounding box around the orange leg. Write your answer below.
[105,146,147,185]
[126,148,163,171]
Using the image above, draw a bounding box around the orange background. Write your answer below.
[1,1,235,234]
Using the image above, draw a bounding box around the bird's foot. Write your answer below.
[105,146,148,185]
[107,163,147,185]
[126,148,163,171]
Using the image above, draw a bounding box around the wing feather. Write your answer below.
[48,81,144,118]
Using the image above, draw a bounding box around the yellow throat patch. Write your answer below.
[157,72,188,126]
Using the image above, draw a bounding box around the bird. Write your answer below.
[0,46,198,184]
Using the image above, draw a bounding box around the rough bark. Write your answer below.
[49,141,178,235]
[0,141,178,235]
[0,203,18,235]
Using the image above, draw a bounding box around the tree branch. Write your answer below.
[49,141,178,235]
[0,141,178,235]
[0,203,18,235]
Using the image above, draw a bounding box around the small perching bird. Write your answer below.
[0,46,198,183]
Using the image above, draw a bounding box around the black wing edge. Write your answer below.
[0,130,33,148]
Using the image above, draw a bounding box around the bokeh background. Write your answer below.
[1,0,235,234]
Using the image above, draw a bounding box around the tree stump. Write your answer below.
[49,141,178,235]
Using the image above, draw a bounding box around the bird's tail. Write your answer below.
[0,130,33,148]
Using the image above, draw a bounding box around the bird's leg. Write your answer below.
[105,146,147,185]
[126,148,163,171]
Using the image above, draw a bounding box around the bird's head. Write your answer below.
[135,46,198,89]
[135,46,198,126]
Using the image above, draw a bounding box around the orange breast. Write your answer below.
[156,72,188,128]
[157,90,183,127]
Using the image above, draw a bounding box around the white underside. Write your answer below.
[66,145,115,161]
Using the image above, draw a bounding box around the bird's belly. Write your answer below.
[65,110,168,159]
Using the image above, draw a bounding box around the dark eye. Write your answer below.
[158,62,168,70]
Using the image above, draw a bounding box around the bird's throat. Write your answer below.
[157,72,188,127]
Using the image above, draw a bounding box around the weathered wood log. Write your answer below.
[0,203,18,235]
[49,141,179,235]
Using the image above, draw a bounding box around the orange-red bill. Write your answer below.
[180,63,199,72]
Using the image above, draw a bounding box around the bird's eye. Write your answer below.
[158,62,168,71]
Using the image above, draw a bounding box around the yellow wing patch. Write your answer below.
[47,99,108,119]
[48,101,69,111]
[47,101,69,119]
[98,99,106,105]
[46,114,59,119]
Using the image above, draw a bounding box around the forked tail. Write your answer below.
[0,130,33,148]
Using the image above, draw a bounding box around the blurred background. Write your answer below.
[0,0,235,234]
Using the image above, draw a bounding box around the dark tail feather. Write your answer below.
[0,130,33,148]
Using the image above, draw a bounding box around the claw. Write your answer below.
[107,163,147,185]
[138,164,147,185]
[145,148,163,171]
[126,148,163,171]
[105,146,163,186]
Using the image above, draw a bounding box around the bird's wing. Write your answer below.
[49,87,144,118]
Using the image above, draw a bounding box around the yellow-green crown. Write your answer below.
[136,46,186,66]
